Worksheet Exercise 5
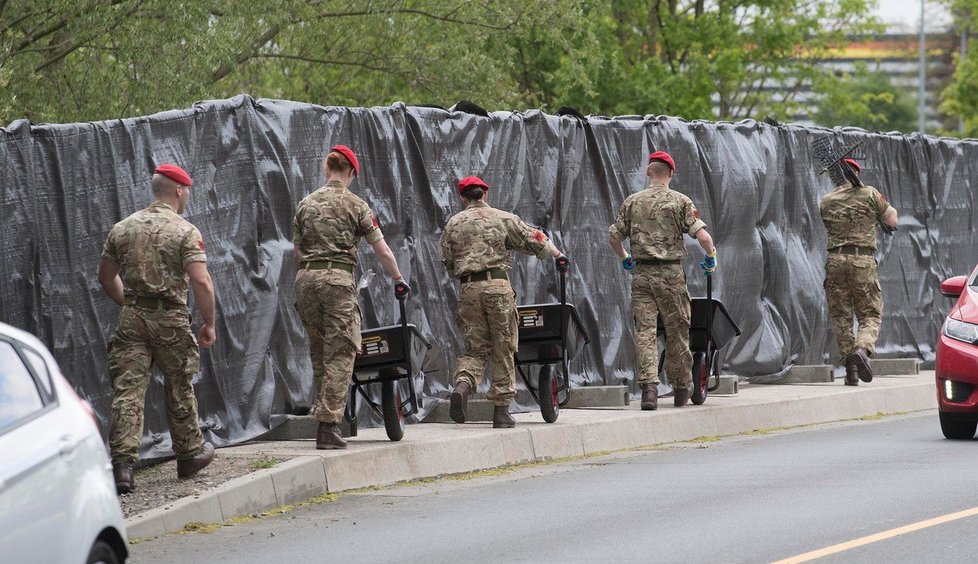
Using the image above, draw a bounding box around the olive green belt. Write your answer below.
[129,296,185,310]
[828,245,874,256]
[635,258,681,266]
[301,260,355,273]
[459,268,508,284]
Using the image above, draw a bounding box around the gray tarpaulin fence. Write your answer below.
[1,95,971,457]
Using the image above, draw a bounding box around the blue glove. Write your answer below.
[622,256,636,271]
[700,248,717,275]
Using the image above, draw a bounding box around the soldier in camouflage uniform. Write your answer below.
[820,158,898,386]
[441,176,568,428]
[293,145,410,449]
[609,151,716,410]
[98,164,217,494]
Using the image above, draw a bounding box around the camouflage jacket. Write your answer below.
[609,183,707,261]
[441,204,554,277]
[293,180,384,268]
[101,200,207,306]
[820,182,895,250]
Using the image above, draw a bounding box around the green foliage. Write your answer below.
[939,0,978,135]
[814,62,917,132]
[0,1,881,125]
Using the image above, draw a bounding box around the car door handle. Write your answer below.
[58,434,79,456]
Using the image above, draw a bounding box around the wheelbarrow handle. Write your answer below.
[705,272,713,353]
[398,293,407,329]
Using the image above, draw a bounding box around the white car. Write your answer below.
[0,322,128,563]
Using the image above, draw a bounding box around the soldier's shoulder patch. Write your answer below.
[197,239,205,251]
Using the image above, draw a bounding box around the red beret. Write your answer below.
[330,144,360,176]
[458,176,489,194]
[843,158,861,173]
[647,151,676,172]
[154,164,192,187]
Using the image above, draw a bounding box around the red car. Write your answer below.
[937,267,978,439]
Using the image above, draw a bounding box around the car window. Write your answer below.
[21,347,54,398]
[0,340,44,433]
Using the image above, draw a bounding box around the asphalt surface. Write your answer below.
[130,412,978,563]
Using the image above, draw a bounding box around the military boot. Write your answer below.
[492,405,516,429]
[852,347,874,383]
[316,423,347,450]
[113,462,134,495]
[177,442,215,479]
[450,380,472,424]
[844,355,859,386]
[674,385,691,408]
[641,383,658,411]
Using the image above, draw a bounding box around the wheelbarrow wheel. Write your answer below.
[539,365,560,423]
[691,351,709,405]
[382,380,405,441]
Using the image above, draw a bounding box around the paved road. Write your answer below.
[131,412,978,563]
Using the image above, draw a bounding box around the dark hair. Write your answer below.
[460,186,486,201]
[324,151,354,174]
[843,163,862,187]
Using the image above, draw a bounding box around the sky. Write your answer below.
[875,0,952,32]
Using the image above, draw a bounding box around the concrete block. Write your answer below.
[579,415,650,454]
[713,404,780,436]
[782,365,834,384]
[714,375,738,395]
[564,386,630,408]
[160,495,224,534]
[422,398,495,422]
[407,432,509,477]
[270,457,329,506]
[256,415,354,440]
[879,383,937,413]
[125,509,167,539]
[871,358,920,376]
[322,444,415,491]
[653,409,720,443]
[497,430,536,464]
[215,471,278,519]
[527,423,585,460]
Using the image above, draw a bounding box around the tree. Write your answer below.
[813,62,918,132]
[939,0,978,135]
[0,1,589,124]
[0,1,882,125]
[506,1,883,120]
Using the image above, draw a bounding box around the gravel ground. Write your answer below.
[119,453,283,519]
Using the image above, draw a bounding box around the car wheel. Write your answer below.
[939,412,978,440]
[86,540,120,564]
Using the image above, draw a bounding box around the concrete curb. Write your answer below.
[126,374,937,538]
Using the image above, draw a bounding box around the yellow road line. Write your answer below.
[773,506,978,563]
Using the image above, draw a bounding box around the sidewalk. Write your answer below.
[126,371,937,539]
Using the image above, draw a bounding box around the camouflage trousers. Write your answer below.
[824,254,882,358]
[632,263,692,388]
[453,279,519,406]
[108,305,203,464]
[296,270,361,424]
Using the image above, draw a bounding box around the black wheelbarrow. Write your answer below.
[345,298,432,441]
[657,274,741,405]
[515,269,590,423]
